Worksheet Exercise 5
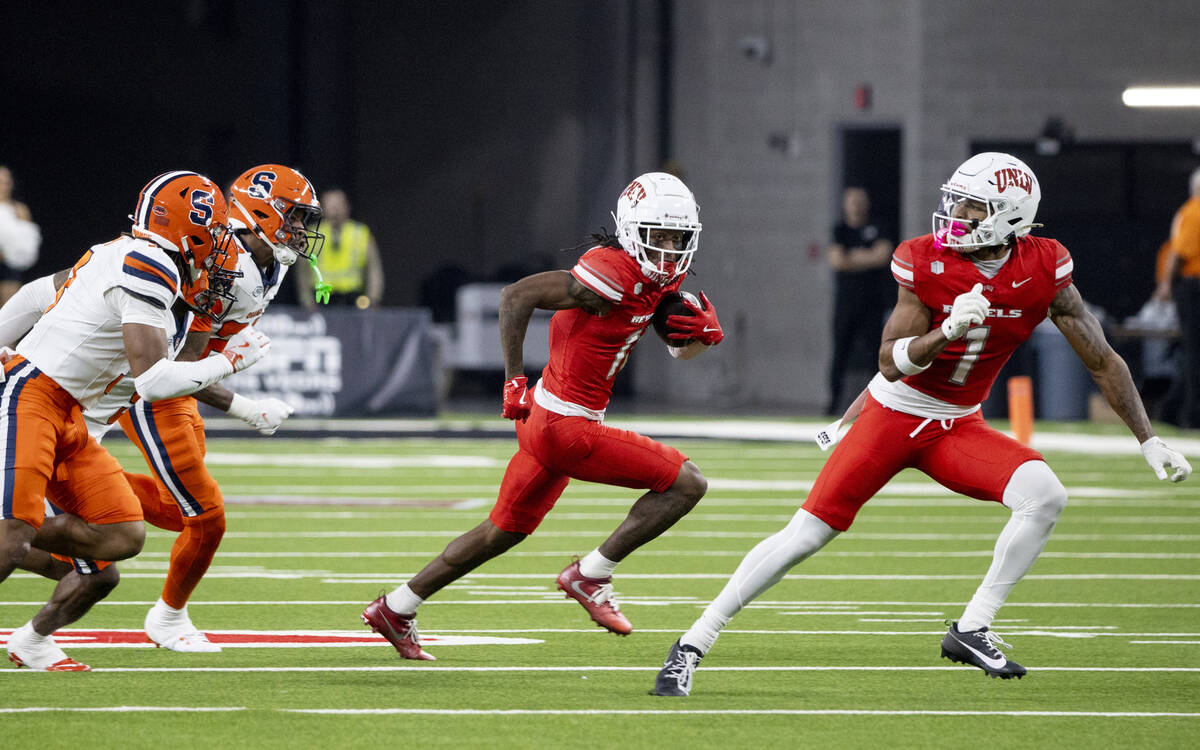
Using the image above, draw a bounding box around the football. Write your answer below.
[652,290,700,346]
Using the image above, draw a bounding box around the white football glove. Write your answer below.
[228,393,294,436]
[220,327,271,373]
[1140,436,1192,482]
[941,283,990,341]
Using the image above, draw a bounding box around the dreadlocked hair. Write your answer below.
[559,226,622,255]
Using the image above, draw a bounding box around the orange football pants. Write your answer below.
[117,395,225,608]
[1,356,142,534]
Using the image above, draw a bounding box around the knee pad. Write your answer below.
[1003,460,1068,522]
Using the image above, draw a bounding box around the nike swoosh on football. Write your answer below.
[955,636,1008,670]
[1012,278,1032,288]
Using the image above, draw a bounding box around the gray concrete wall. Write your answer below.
[633,0,1200,411]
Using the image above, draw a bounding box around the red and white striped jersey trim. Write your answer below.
[1054,248,1074,287]
[571,258,624,302]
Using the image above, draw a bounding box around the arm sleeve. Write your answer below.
[133,353,234,402]
[0,274,56,348]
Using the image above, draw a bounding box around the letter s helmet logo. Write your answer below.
[188,189,215,226]
[249,170,277,199]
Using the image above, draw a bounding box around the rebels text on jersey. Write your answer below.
[890,233,1073,406]
[188,248,287,353]
[538,246,683,412]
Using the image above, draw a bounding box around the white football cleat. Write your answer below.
[6,623,90,671]
[144,599,222,653]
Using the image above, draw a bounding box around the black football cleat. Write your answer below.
[941,621,1026,679]
[650,640,703,696]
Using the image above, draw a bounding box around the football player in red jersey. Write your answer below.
[652,153,1193,696]
[363,172,724,659]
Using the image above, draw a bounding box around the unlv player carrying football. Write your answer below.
[652,152,1192,696]
[363,172,725,659]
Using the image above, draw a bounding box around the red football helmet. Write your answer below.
[228,164,323,266]
[130,170,241,316]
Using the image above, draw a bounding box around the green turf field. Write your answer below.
[2,429,1198,748]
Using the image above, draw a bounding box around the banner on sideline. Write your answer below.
[215,305,436,417]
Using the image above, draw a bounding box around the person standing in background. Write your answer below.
[824,187,893,415]
[297,188,383,309]
[1155,166,1200,428]
[0,165,41,305]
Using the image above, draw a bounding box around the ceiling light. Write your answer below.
[1122,87,1200,107]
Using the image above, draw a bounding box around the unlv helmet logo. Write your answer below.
[994,168,1033,194]
[622,180,647,207]
[188,190,215,226]
[249,170,278,199]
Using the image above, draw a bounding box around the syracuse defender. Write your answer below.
[113,164,322,652]
[0,171,264,671]
[363,172,725,659]
[652,153,1192,696]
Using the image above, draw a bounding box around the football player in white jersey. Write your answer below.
[0,171,265,671]
[112,164,322,651]
[0,165,322,655]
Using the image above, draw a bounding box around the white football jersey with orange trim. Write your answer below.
[17,235,185,414]
[190,248,289,353]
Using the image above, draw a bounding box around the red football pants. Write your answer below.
[489,403,688,534]
[802,394,1043,531]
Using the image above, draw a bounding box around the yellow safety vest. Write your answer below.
[318,219,372,293]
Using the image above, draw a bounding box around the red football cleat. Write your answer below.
[361,596,436,660]
[556,560,633,635]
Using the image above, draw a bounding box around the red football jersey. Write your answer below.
[538,246,683,411]
[890,233,1073,406]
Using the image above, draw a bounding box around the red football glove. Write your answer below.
[501,375,531,421]
[667,291,724,346]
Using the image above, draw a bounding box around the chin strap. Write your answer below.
[308,256,331,305]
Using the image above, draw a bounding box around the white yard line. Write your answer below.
[2,665,1198,674]
[280,708,1200,718]
[0,706,245,713]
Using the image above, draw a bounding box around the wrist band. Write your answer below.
[892,336,930,376]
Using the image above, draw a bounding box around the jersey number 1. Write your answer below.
[606,329,646,379]
[948,326,990,385]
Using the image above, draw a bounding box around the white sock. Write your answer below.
[386,584,424,615]
[153,598,186,621]
[958,461,1068,631]
[680,509,839,655]
[15,622,46,642]
[578,550,619,579]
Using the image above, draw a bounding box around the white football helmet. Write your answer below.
[932,152,1040,252]
[613,172,702,282]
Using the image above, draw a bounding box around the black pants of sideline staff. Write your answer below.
[1164,277,1200,428]
[827,289,886,416]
